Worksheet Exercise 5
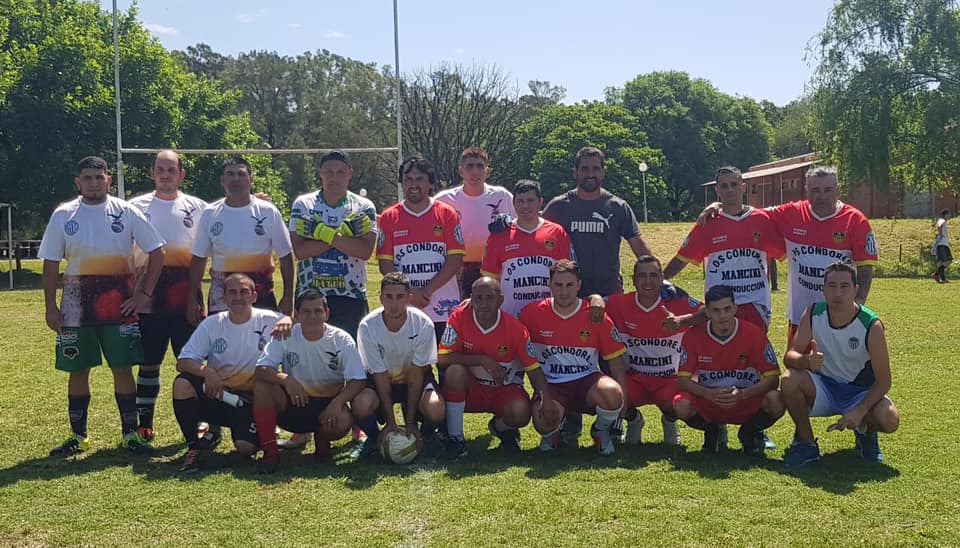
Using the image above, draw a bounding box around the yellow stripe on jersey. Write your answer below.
[447,249,466,255]
[855,259,879,266]
[761,370,781,378]
[522,362,541,372]
[601,347,627,361]
[437,348,453,355]
[480,270,499,278]
[376,253,394,261]
[678,370,694,378]
[676,254,701,266]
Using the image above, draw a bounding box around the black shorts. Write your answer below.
[177,373,258,447]
[277,395,335,433]
[459,262,483,300]
[937,245,954,263]
[325,296,369,339]
[139,312,195,365]
[366,371,437,425]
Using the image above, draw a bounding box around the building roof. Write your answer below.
[702,159,818,187]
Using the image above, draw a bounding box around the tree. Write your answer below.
[507,103,665,218]
[609,71,773,219]
[762,98,815,160]
[809,0,960,193]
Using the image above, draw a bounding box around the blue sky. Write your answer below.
[102,0,837,106]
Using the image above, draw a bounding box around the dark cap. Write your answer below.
[319,150,352,168]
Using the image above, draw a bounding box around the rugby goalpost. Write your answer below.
[109,0,405,201]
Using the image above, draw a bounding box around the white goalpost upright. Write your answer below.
[110,0,405,201]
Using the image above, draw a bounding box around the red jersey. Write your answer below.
[376,199,466,322]
[520,298,626,384]
[678,319,779,390]
[769,201,878,324]
[606,283,702,378]
[481,219,573,317]
[676,207,784,325]
[438,304,540,387]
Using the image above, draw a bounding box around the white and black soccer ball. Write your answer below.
[380,429,418,464]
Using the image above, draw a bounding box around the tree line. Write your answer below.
[2,0,958,236]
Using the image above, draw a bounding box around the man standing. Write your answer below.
[481,179,573,317]
[289,150,377,335]
[664,166,784,331]
[40,156,165,456]
[187,157,294,325]
[542,146,651,298]
[933,208,952,283]
[436,147,516,299]
[438,277,550,457]
[781,262,899,467]
[520,260,628,456]
[606,256,703,445]
[674,285,784,455]
[252,290,367,473]
[129,150,209,442]
[172,273,291,473]
[377,156,465,339]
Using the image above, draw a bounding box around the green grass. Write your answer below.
[1,220,958,546]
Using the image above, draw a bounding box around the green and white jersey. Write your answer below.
[809,302,880,386]
[289,190,377,300]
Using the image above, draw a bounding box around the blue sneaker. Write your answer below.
[854,429,884,462]
[784,439,821,468]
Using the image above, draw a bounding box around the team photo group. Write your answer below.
[37,144,899,474]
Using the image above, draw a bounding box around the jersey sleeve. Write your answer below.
[675,222,706,264]
[38,210,66,262]
[129,205,165,253]
[376,210,394,261]
[414,318,439,367]
[480,234,502,278]
[437,310,464,355]
[360,197,378,234]
[502,190,517,218]
[514,323,540,371]
[337,332,367,381]
[445,208,466,256]
[849,212,879,265]
[760,213,786,260]
[178,317,213,362]
[268,207,294,257]
[289,196,309,232]
[598,313,627,361]
[191,208,213,258]
[356,320,387,374]
[677,331,698,378]
[618,200,641,240]
[256,337,284,369]
[558,227,574,260]
[752,334,781,377]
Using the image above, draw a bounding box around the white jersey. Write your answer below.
[129,191,208,314]
[178,308,284,391]
[257,323,366,398]
[38,195,164,326]
[289,189,378,300]
[935,218,950,248]
[436,184,515,262]
[809,302,880,386]
[192,197,293,312]
[357,306,437,384]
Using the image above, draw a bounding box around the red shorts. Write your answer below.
[625,374,677,409]
[674,391,763,424]
[736,302,768,333]
[465,379,529,416]
[547,372,603,415]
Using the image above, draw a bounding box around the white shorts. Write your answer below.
[808,371,891,417]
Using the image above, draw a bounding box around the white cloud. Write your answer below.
[144,23,178,36]
[454,48,465,54]
[287,23,302,29]
[236,9,268,23]
[323,31,347,39]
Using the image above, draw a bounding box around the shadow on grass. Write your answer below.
[0,268,42,291]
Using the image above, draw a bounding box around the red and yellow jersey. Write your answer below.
[438,304,539,386]
[377,199,466,322]
[519,298,626,384]
[676,207,783,325]
[481,219,573,317]
[678,319,779,390]
[770,201,878,324]
[606,284,702,377]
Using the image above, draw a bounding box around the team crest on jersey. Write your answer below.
[252,215,267,236]
[865,232,878,256]
[211,221,224,236]
[434,299,460,318]
[254,328,268,351]
[738,353,748,365]
[325,350,340,371]
[833,231,845,243]
[753,231,762,243]
[848,337,860,350]
[432,224,443,236]
[688,297,701,308]
[496,345,509,357]
[611,326,623,343]
[181,206,197,228]
[377,230,386,249]
[64,220,80,235]
[212,338,228,354]
[284,352,300,369]
[544,239,555,250]
[679,348,688,366]
[441,326,458,347]
[526,341,536,357]
[454,225,465,245]
[680,236,689,249]
[764,343,777,365]
[108,211,125,233]
[579,329,591,342]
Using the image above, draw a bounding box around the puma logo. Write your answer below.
[591,211,613,229]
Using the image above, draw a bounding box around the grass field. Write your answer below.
[1,220,958,546]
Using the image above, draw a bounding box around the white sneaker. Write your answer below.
[661,415,681,446]
[590,424,615,456]
[623,414,645,445]
[539,433,559,452]
[277,432,310,450]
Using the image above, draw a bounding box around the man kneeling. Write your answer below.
[438,277,550,458]
[173,273,291,473]
[782,262,899,467]
[674,285,784,455]
[252,290,367,473]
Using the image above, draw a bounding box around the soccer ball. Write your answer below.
[380,429,419,464]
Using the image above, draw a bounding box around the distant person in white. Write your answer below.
[933,208,953,283]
